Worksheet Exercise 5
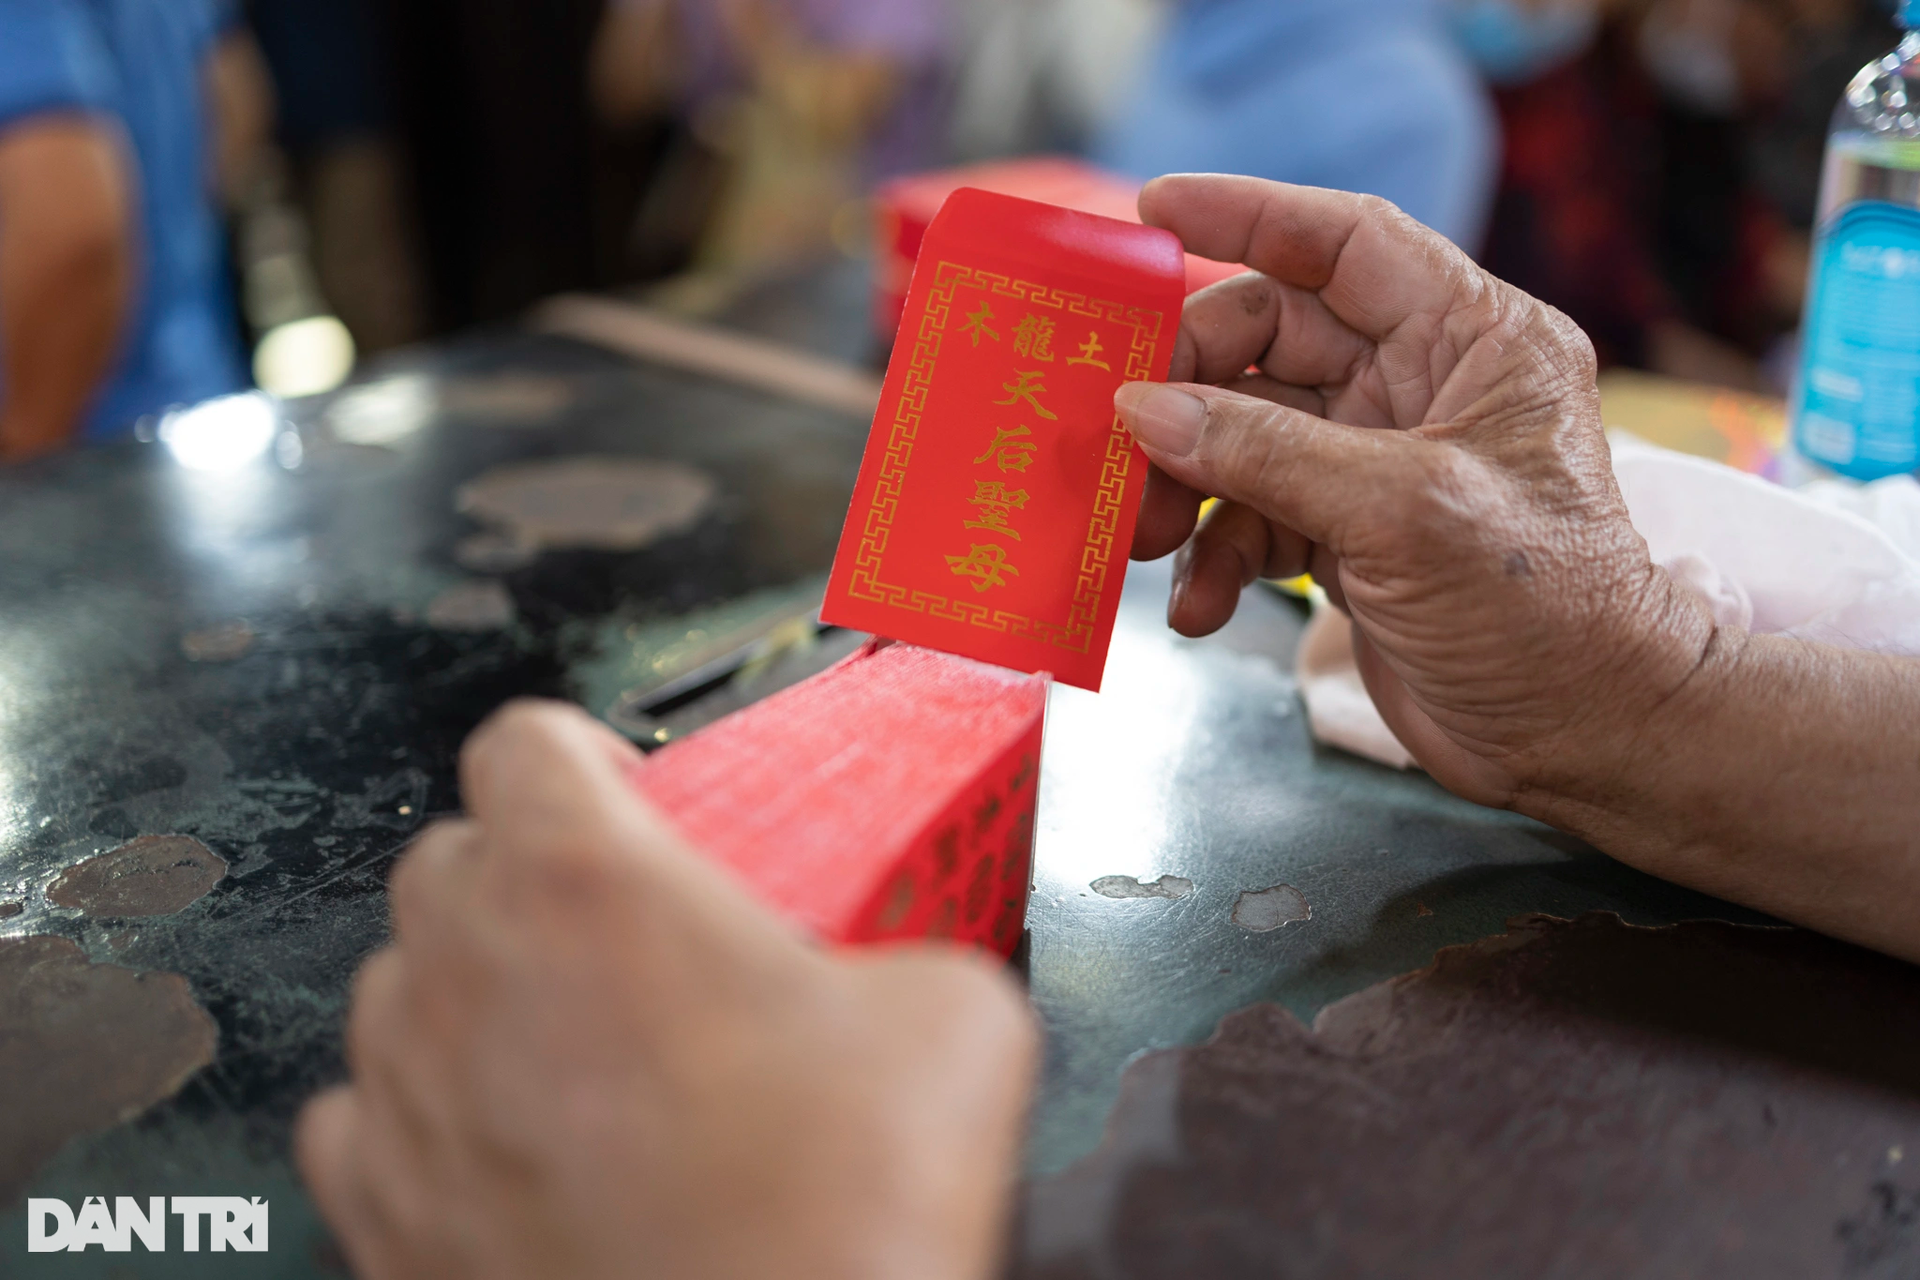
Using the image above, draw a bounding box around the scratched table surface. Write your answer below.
[0,261,1852,1280]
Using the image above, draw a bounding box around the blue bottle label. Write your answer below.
[1795,200,1920,480]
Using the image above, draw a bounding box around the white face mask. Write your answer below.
[1638,7,1743,116]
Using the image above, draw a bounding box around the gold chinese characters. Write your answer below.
[995,371,1057,421]
[1013,314,1056,361]
[973,425,1036,474]
[964,481,1028,540]
[945,292,1116,594]
[945,543,1019,591]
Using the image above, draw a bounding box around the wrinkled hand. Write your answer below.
[297,701,1037,1280]
[1116,175,1714,814]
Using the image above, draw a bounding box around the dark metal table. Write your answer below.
[0,265,1832,1279]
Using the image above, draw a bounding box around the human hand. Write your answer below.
[1115,175,1715,815]
[297,701,1037,1280]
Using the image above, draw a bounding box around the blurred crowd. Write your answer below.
[0,0,1900,460]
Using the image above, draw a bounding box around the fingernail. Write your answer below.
[1115,384,1206,458]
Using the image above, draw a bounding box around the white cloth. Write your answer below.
[1297,437,1920,770]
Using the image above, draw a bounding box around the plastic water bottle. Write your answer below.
[1793,0,1920,481]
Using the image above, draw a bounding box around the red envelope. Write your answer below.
[823,188,1187,692]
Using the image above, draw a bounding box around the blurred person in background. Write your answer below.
[0,0,261,461]
[1455,0,1694,377]
[948,0,1169,160]
[1458,0,1895,391]
[1694,0,1904,378]
[1093,0,1500,250]
[381,0,608,331]
[246,0,426,357]
[591,0,956,282]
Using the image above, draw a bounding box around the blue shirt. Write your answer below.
[0,0,247,439]
[1095,0,1500,253]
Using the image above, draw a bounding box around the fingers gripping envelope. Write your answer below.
[627,191,1185,958]
[822,189,1189,692]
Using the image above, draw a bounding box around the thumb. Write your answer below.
[1115,382,1423,552]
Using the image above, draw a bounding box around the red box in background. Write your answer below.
[872,157,1247,343]
[628,641,1048,958]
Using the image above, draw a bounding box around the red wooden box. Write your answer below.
[627,641,1048,958]
[872,156,1246,341]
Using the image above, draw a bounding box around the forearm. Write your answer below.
[0,224,130,457]
[0,120,133,460]
[1533,627,1920,961]
[205,31,275,210]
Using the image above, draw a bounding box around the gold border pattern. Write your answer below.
[847,261,1165,654]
